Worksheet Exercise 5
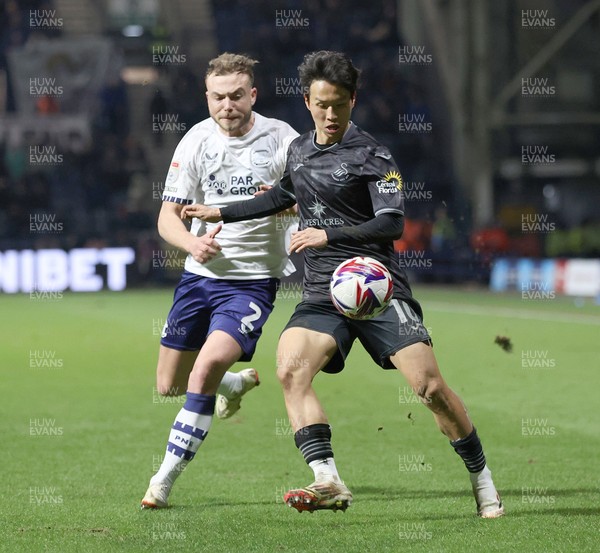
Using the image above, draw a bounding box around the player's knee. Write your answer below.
[416,378,448,408]
[276,363,294,389]
[197,350,237,374]
[276,358,308,390]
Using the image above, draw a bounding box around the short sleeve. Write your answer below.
[161,131,202,205]
[362,145,405,217]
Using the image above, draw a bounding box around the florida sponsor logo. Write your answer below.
[376,170,403,194]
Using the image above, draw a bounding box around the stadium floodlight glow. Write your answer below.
[122,25,144,37]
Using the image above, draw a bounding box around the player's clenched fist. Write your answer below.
[181,204,221,222]
[187,223,222,263]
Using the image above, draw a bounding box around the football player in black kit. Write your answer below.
[182,50,504,518]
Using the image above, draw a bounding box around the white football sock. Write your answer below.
[470,465,499,505]
[150,393,214,490]
[309,457,342,483]
[217,371,242,398]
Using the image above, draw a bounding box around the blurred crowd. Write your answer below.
[0,0,157,270]
[1,0,596,287]
[211,0,436,188]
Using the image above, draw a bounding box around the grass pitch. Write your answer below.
[1,286,598,552]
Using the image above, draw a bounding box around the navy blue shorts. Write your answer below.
[283,299,431,373]
[160,271,279,361]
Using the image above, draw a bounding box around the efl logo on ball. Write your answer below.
[330,257,393,320]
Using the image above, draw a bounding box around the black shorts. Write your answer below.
[283,299,431,373]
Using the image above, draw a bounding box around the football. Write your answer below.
[329,257,394,320]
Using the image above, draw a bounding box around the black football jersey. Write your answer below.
[281,123,420,314]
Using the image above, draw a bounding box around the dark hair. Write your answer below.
[298,50,360,96]
[206,52,259,85]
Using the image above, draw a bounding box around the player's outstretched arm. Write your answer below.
[324,213,404,246]
[180,204,221,222]
[256,184,297,216]
[183,185,296,225]
[288,213,404,253]
[158,201,222,264]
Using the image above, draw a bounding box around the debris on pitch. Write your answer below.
[494,335,513,353]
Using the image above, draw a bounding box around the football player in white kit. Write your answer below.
[141,53,298,509]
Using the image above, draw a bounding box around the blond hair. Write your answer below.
[205,53,259,85]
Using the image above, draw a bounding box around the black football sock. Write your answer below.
[450,427,487,473]
[294,423,334,464]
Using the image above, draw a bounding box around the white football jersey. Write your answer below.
[162,112,299,279]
